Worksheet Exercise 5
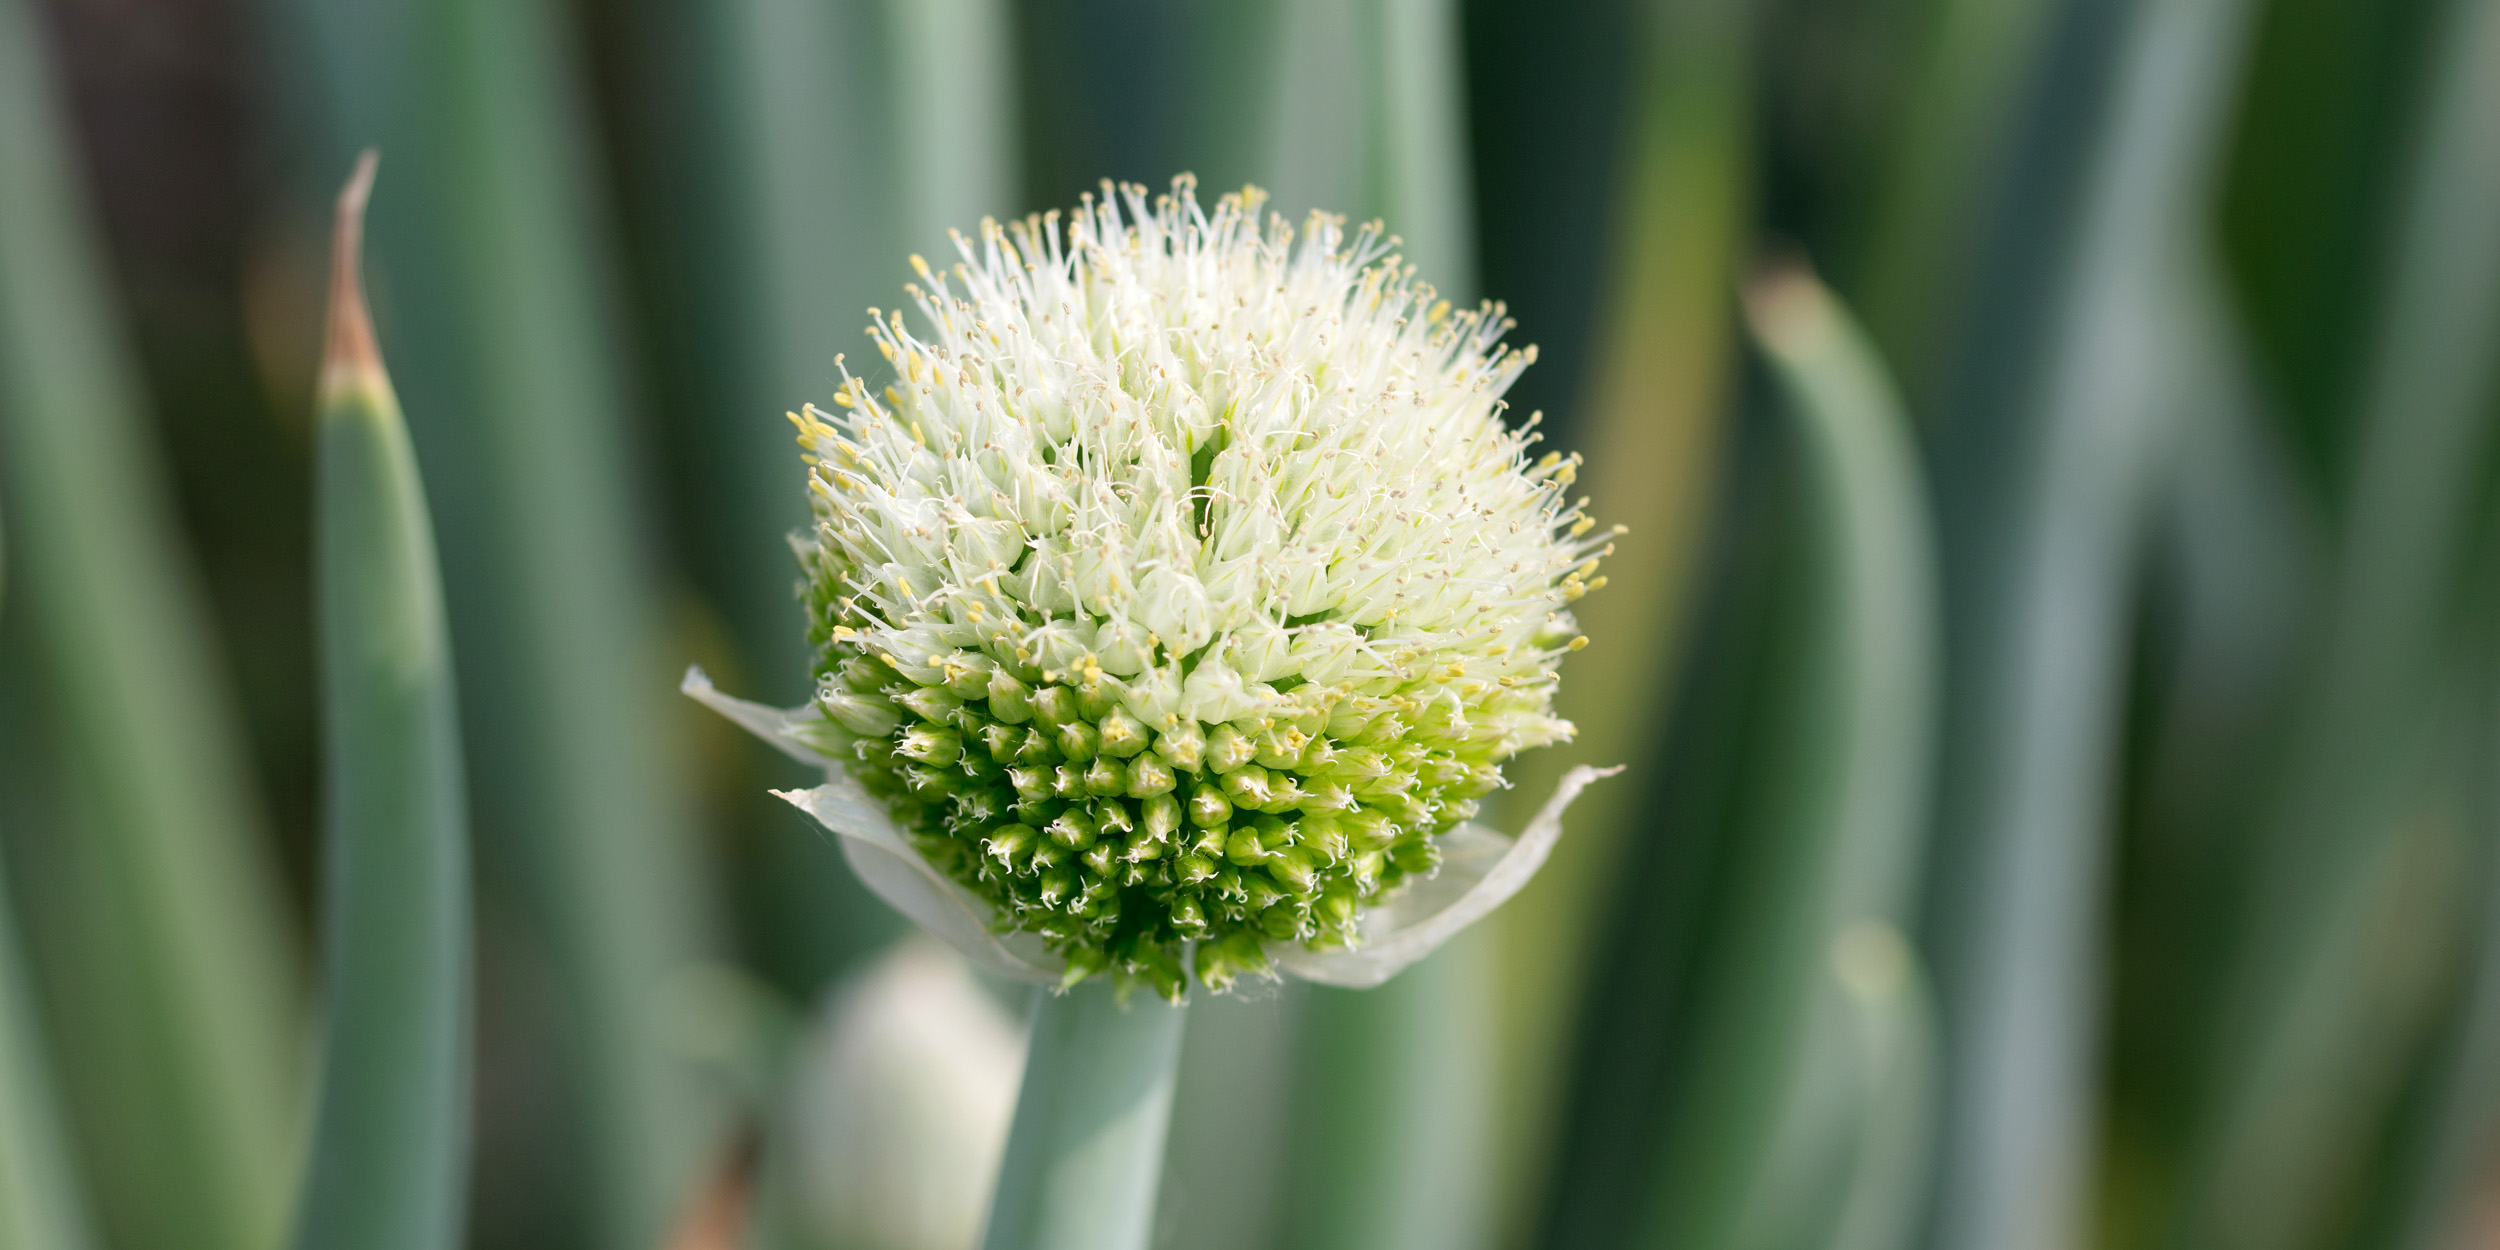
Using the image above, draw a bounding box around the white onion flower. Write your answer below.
[689,177,1618,999]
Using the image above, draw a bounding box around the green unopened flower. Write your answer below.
[691,177,1617,998]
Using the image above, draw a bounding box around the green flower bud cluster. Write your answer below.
[783,179,1615,997]
[818,647,1508,997]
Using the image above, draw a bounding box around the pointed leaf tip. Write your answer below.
[321,149,384,405]
[1741,256,1837,356]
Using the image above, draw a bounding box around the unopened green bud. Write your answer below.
[1039,867,1075,907]
[1348,810,1398,851]
[1054,719,1100,762]
[1270,848,1319,893]
[1207,724,1255,773]
[1032,684,1079,726]
[1301,813,1350,862]
[1384,792,1431,826]
[1304,780,1354,813]
[1260,773,1303,813]
[1125,754,1177,798]
[898,726,961,766]
[1083,756,1126,796]
[1012,727,1055,765]
[1097,708,1150,757]
[897,685,962,722]
[1194,932,1269,991]
[939,649,994,698]
[1421,751,1471,787]
[1092,799,1134,838]
[1254,726,1308,770]
[986,823,1037,866]
[1321,887,1358,927]
[1188,783,1232,828]
[1154,721,1207,770]
[823,690,901,737]
[1082,842,1117,876]
[988,670,1035,723]
[1298,735,1341,772]
[1076,679,1122,720]
[1171,896,1208,935]
[1389,837,1438,875]
[1333,746,1388,781]
[1057,944,1108,989]
[953,789,1002,826]
[1135,948,1187,1003]
[1007,766,1051,802]
[903,765,951,797]
[1220,763,1272,808]
[1225,828,1266,866]
[1141,792,1182,840]
[1243,874,1286,912]
[1047,809,1097,850]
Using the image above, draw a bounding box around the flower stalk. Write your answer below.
[979,982,1187,1250]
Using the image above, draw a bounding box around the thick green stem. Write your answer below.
[980,982,1187,1250]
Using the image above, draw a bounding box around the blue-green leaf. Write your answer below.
[261,0,725,1241]
[0,5,301,1248]
[287,151,471,1250]
[1915,0,2263,1244]
[2176,1,2500,1244]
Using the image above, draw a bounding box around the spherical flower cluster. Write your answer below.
[698,177,1616,998]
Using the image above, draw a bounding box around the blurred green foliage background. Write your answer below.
[4,0,2500,1247]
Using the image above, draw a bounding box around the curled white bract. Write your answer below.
[686,668,1616,990]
